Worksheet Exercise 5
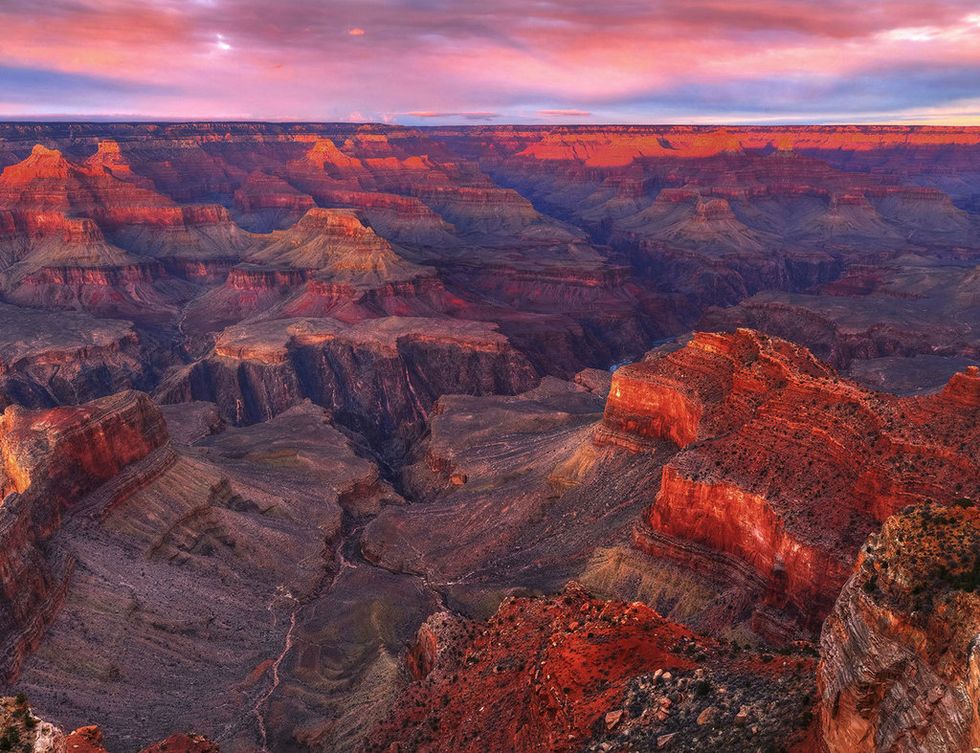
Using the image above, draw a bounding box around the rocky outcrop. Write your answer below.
[316,189,456,246]
[0,696,217,753]
[816,500,980,753]
[0,392,168,680]
[0,304,151,409]
[0,144,247,317]
[365,584,816,753]
[364,584,700,753]
[603,329,834,447]
[157,316,537,448]
[603,330,980,636]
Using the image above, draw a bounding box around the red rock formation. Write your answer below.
[603,330,980,635]
[816,500,980,753]
[0,144,248,316]
[458,125,980,168]
[366,584,816,753]
[0,390,168,516]
[604,329,834,447]
[0,392,168,679]
[63,726,111,753]
[234,170,315,214]
[316,189,456,245]
[365,584,699,753]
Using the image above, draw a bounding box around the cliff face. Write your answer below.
[0,391,167,679]
[157,316,538,448]
[603,330,980,636]
[604,330,832,447]
[816,500,980,753]
[0,390,168,524]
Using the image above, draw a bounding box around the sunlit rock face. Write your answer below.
[602,330,979,637]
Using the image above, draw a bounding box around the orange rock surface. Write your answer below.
[365,584,699,753]
[605,330,980,632]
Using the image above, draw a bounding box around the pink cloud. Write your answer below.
[538,109,592,117]
[0,0,977,122]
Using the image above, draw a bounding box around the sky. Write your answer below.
[1,0,980,124]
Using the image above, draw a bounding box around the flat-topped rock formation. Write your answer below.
[157,316,537,450]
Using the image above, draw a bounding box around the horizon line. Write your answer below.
[1,119,980,128]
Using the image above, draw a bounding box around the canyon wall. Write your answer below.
[817,500,979,753]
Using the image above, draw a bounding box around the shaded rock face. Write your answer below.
[157,316,538,450]
[816,500,980,753]
[602,330,980,637]
[0,303,152,409]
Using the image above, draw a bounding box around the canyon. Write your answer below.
[0,123,977,752]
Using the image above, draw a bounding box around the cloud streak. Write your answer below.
[0,0,978,122]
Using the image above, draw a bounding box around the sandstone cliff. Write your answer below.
[603,330,979,636]
[0,392,167,680]
[157,316,538,450]
[816,500,980,753]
